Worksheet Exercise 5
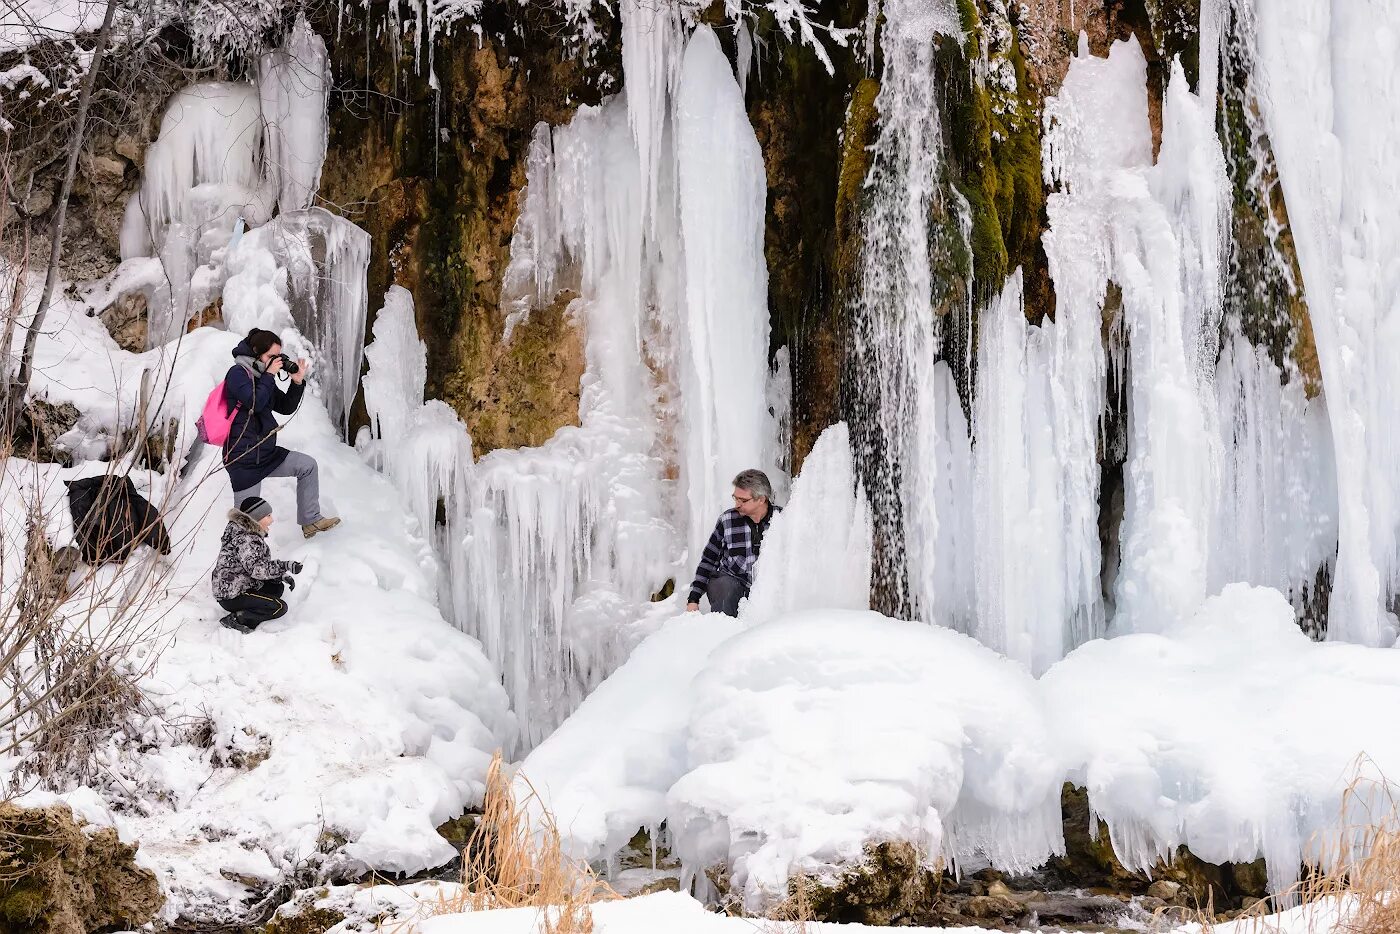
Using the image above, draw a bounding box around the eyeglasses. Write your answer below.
[733,493,753,505]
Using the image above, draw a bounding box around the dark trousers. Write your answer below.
[218,578,287,625]
[706,573,747,617]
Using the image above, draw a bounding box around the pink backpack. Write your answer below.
[196,381,241,445]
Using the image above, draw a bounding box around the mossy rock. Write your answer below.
[801,840,941,925]
[263,904,346,934]
[0,802,163,934]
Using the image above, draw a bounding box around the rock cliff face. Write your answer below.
[5,0,1315,461]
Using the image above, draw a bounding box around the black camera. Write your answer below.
[273,353,300,376]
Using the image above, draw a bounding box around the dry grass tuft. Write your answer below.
[430,753,615,933]
[762,876,817,934]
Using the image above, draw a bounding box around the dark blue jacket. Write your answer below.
[221,339,306,491]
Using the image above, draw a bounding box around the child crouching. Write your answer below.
[212,496,302,632]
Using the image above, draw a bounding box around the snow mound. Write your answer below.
[1047,583,1400,894]
[668,611,1064,909]
[519,614,745,864]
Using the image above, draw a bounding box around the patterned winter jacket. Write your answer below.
[688,505,782,604]
[211,509,291,600]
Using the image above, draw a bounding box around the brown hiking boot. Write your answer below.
[302,516,341,540]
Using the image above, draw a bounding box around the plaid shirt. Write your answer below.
[688,505,782,604]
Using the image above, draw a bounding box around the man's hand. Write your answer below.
[686,602,700,612]
[265,355,284,376]
[291,359,309,384]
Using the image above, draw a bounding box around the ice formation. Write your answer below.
[848,0,968,625]
[744,422,871,620]
[1232,0,1400,645]
[1041,38,1226,636]
[360,24,783,748]
[675,27,778,551]
[971,272,1071,673]
[258,13,332,216]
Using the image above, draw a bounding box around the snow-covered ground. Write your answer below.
[4,281,515,923]
[251,884,1352,934]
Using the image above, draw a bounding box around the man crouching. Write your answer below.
[212,496,302,633]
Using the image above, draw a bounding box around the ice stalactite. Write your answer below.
[378,24,782,749]
[746,422,872,620]
[675,26,777,551]
[619,0,683,239]
[1233,0,1400,645]
[361,286,476,615]
[972,272,1069,674]
[848,0,968,626]
[121,82,271,262]
[1211,331,1337,607]
[235,210,371,432]
[1043,38,1225,636]
[258,13,331,216]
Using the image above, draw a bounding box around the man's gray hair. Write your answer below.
[732,469,773,501]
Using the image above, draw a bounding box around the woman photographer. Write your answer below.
[222,328,341,539]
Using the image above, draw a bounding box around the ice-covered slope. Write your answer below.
[5,285,515,922]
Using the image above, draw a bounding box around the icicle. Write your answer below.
[848,0,967,624]
[972,272,1070,674]
[1234,0,1400,645]
[122,82,272,259]
[237,209,371,433]
[745,422,872,620]
[735,21,754,98]
[1042,38,1225,636]
[675,25,779,551]
[258,12,331,216]
[619,0,682,240]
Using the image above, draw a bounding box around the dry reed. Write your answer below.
[429,753,615,933]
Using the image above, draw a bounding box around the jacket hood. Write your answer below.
[227,509,267,536]
[230,340,265,372]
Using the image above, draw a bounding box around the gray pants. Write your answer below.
[232,451,322,526]
[706,573,747,617]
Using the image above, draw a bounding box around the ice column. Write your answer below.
[746,422,872,620]
[1236,0,1400,645]
[972,272,1069,674]
[675,26,777,551]
[1043,38,1225,635]
[121,82,272,261]
[1211,331,1337,603]
[239,209,372,432]
[258,12,331,216]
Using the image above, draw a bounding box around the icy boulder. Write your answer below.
[666,610,1066,911]
[1045,583,1400,894]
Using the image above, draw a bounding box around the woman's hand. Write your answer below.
[265,355,284,377]
[291,359,309,384]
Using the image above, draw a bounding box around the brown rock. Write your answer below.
[98,289,148,352]
[1148,879,1182,901]
[0,802,163,934]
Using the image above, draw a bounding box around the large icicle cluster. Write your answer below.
[110,14,367,432]
[363,24,783,749]
[1231,0,1400,645]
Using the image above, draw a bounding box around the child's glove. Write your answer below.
[287,561,304,575]
[283,574,297,590]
